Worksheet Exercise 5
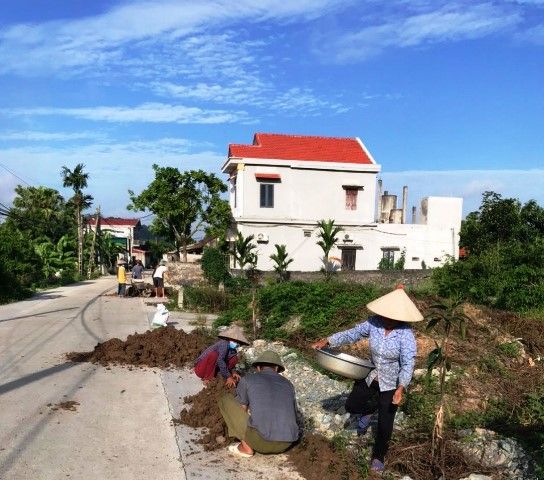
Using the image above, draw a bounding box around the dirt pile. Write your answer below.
[287,434,366,480]
[68,326,213,368]
[178,377,231,450]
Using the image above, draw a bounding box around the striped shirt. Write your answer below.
[328,316,417,392]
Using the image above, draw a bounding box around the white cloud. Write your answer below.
[0,139,226,217]
[516,23,544,44]
[322,3,522,63]
[0,0,348,76]
[381,168,544,216]
[1,103,250,124]
[0,131,104,141]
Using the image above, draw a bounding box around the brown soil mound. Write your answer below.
[67,326,213,368]
[178,377,231,450]
[287,434,366,480]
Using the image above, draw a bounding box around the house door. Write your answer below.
[341,248,356,270]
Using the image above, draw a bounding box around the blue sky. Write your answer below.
[0,0,543,219]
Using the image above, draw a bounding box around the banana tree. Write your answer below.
[34,235,77,279]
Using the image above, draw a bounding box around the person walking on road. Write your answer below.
[117,259,127,297]
[311,285,422,473]
[131,259,144,280]
[152,260,168,298]
[219,351,300,458]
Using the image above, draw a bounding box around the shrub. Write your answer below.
[184,286,229,312]
[201,247,230,286]
[214,292,253,330]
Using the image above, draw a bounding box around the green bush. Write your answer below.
[214,292,253,330]
[224,276,252,294]
[431,238,544,313]
[201,247,230,286]
[213,281,382,340]
[184,285,229,312]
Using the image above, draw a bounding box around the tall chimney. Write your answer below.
[376,179,383,223]
[412,206,417,224]
[402,186,408,224]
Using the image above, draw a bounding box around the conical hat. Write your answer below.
[218,325,249,345]
[366,286,423,322]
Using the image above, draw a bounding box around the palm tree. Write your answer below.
[316,219,343,276]
[233,232,257,271]
[62,164,93,275]
[270,244,294,282]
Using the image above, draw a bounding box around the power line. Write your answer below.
[0,162,32,186]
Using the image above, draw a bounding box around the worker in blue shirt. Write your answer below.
[313,285,422,473]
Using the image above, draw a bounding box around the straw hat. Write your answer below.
[117,259,126,265]
[366,285,423,322]
[252,351,285,372]
[218,325,249,345]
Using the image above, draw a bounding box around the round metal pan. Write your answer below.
[315,347,375,380]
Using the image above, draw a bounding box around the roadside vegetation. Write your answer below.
[181,191,544,478]
[0,165,121,304]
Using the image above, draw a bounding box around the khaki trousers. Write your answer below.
[218,393,292,454]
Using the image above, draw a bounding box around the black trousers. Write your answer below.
[345,380,397,462]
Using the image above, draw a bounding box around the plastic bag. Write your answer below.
[151,303,170,327]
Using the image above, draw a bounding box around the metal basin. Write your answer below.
[315,348,375,380]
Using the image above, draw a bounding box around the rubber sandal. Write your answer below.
[370,458,384,472]
[357,414,372,436]
[228,443,253,458]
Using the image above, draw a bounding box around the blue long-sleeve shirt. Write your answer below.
[328,316,417,392]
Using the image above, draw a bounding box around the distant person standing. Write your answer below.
[153,260,168,298]
[132,260,144,280]
[117,259,127,297]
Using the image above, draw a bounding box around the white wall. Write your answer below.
[236,221,460,272]
[231,163,377,223]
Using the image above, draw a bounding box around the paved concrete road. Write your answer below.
[0,277,183,480]
[0,278,304,480]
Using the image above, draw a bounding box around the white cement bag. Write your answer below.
[151,303,170,327]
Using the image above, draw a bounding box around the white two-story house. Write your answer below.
[222,133,462,271]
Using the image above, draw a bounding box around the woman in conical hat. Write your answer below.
[312,285,422,473]
[194,324,249,388]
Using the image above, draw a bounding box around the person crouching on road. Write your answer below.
[219,351,300,457]
[117,259,127,297]
[312,285,422,474]
[194,325,249,388]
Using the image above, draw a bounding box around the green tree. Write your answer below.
[97,232,125,271]
[6,185,73,243]
[201,247,230,286]
[233,232,257,271]
[128,165,230,262]
[34,235,77,279]
[316,219,343,276]
[62,164,93,275]
[425,298,470,474]
[269,244,294,282]
[0,223,42,301]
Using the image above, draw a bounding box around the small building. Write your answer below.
[222,132,462,271]
[87,216,143,260]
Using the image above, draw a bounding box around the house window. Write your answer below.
[232,175,237,208]
[345,188,358,210]
[341,248,356,270]
[260,183,274,208]
[382,249,396,263]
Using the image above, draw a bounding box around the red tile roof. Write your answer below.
[88,217,140,227]
[228,133,373,165]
